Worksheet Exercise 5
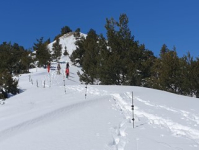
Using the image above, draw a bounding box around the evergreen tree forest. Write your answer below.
[70,14,199,98]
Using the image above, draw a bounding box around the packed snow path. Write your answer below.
[0,63,199,150]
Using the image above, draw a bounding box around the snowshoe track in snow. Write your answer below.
[110,92,199,149]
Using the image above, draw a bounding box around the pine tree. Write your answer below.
[191,57,199,97]
[12,43,32,74]
[104,14,141,85]
[74,28,81,39]
[178,52,194,95]
[61,26,72,35]
[52,38,62,61]
[0,42,32,99]
[153,45,180,93]
[160,44,168,55]
[0,42,32,74]
[135,44,156,86]
[0,71,19,98]
[46,38,51,44]
[70,36,86,66]
[78,29,100,84]
[97,34,112,84]
[0,42,22,99]
[33,37,51,67]
[104,15,125,84]
[0,42,13,74]
[63,46,69,56]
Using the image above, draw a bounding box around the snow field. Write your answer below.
[1,34,199,149]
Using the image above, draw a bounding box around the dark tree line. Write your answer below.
[149,47,199,97]
[70,14,199,98]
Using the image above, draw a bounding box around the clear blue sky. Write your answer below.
[1,0,199,58]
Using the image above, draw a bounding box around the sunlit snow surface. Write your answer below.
[0,34,199,150]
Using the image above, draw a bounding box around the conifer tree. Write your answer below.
[0,71,19,94]
[160,44,168,55]
[103,17,120,84]
[78,29,100,84]
[136,44,156,86]
[12,43,32,73]
[191,57,199,97]
[146,57,161,89]
[104,14,142,85]
[178,52,194,95]
[46,38,51,44]
[0,42,32,74]
[61,26,72,35]
[148,45,169,89]
[152,45,180,93]
[97,34,112,84]
[0,42,30,99]
[70,36,86,66]
[33,37,51,67]
[52,38,62,61]
[63,46,69,56]
[74,28,81,39]
[0,71,18,99]
[0,42,14,74]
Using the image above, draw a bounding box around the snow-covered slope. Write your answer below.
[48,32,86,57]
[0,60,199,150]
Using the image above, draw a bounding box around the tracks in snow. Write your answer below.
[111,92,199,149]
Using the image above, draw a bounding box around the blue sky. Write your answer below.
[1,0,199,58]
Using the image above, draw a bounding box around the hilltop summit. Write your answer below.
[48,32,86,57]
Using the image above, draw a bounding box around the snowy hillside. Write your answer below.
[48,32,86,57]
[0,59,199,150]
